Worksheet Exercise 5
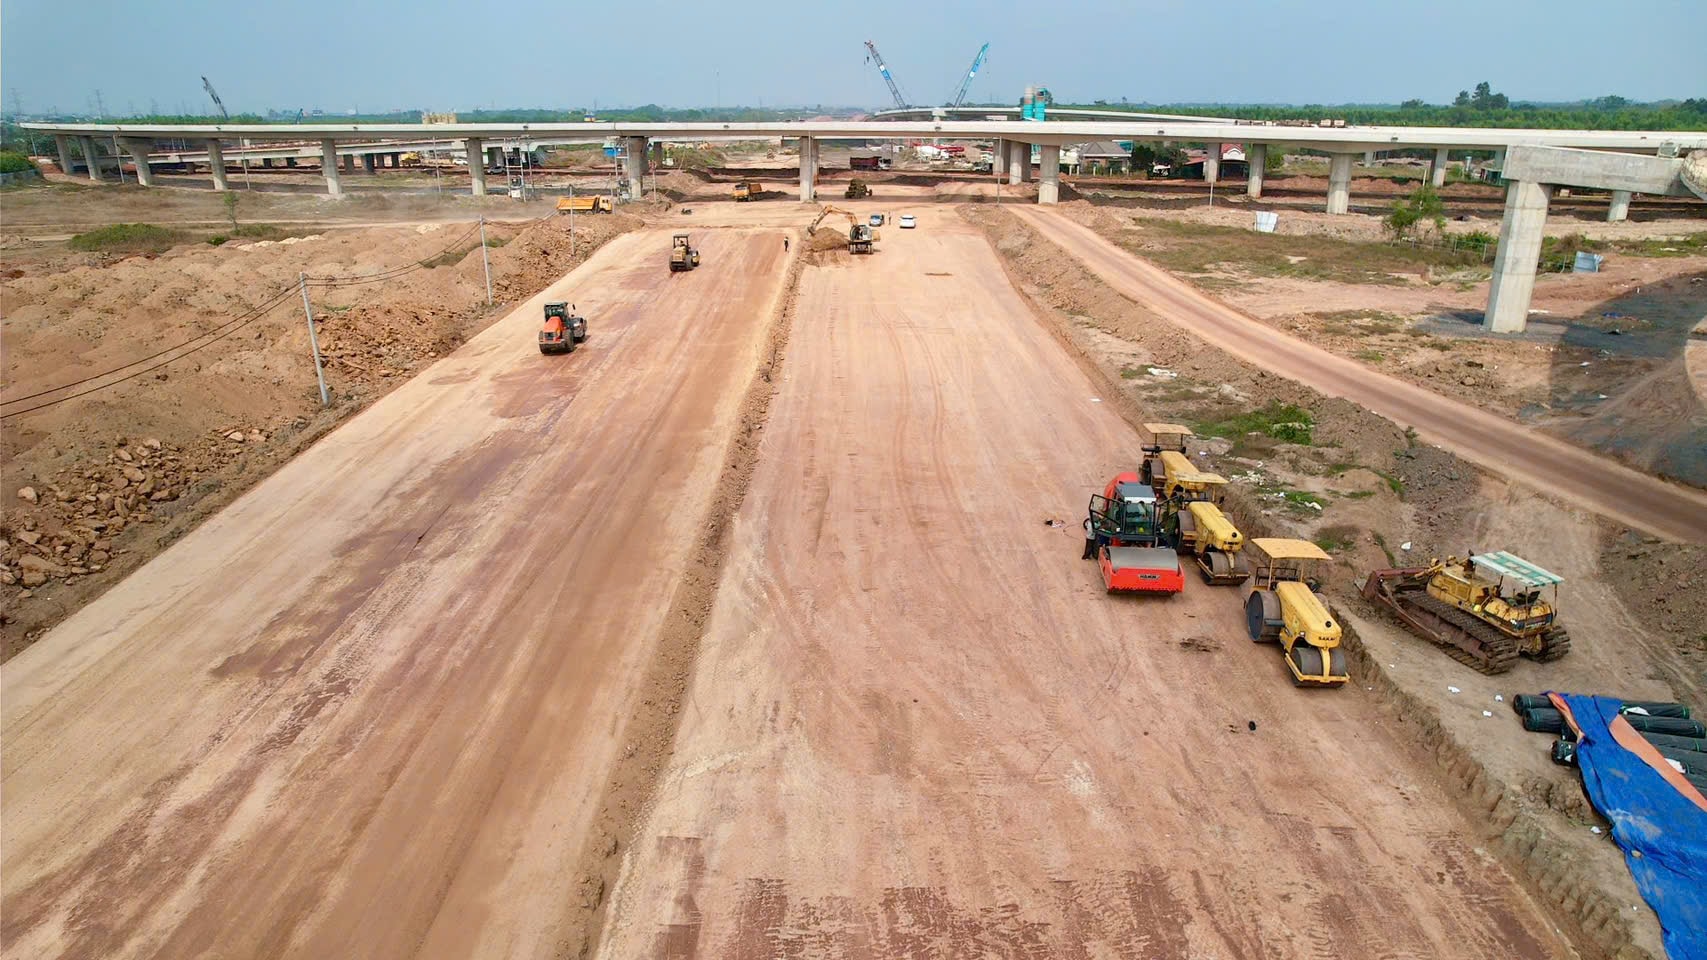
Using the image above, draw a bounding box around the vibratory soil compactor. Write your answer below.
[1361,552,1570,674]
[669,233,701,272]
[1246,538,1347,687]
[1141,424,1248,585]
[1088,474,1184,595]
[538,302,588,354]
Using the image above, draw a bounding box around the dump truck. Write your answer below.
[1245,538,1346,686]
[1361,552,1570,674]
[669,233,701,272]
[1088,474,1183,594]
[845,179,871,199]
[850,155,890,171]
[732,181,763,202]
[538,302,588,354]
[557,195,614,214]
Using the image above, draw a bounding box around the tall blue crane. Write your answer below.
[863,40,910,110]
[948,43,990,108]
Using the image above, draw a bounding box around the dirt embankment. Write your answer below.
[0,212,640,659]
[964,204,1702,960]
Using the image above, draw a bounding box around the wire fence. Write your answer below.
[0,216,531,420]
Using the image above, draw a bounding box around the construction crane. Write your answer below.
[200,76,229,120]
[948,43,990,108]
[863,40,909,110]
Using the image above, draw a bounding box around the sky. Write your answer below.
[3,0,1704,116]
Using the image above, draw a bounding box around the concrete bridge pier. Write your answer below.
[1008,141,1030,184]
[1607,190,1632,222]
[1247,144,1266,198]
[799,136,818,202]
[54,135,76,176]
[78,136,105,182]
[321,139,344,198]
[119,140,157,186]
[1326,153,1355,214]
[206,140,230,191]
[1038,145,1061,204]
[363,154,376,174]
[464,138,487,196]
[623,136,648,198]
[650,140,666,168]
[1431,148,1449,188]
[1202,145,1219,185]
[342,153,355,173]
[1485,180,1552,333]
[992,138,1007,178]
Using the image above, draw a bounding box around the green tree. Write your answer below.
[1385,184,1446,239]
[1400,98,1425,109]
[1453,90,1471,107]
[221,191,239,230]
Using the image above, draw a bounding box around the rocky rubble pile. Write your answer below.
[2,428,272,600]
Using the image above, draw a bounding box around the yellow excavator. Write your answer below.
[1143,424,1247,585]
[1245,538,1347,687]
[808,204,877,254]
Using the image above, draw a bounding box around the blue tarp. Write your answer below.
[1557,693,1707,960]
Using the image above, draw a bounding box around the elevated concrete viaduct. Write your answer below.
[26,120,1702,211]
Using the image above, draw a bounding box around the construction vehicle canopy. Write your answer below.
[1156,450,1227,497]
[1248,538,1332,563]
[1470,551,1564,589]
[1143,423,1193,449]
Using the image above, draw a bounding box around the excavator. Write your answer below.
[808,204,877,254]
[1142,424,1248,585]
[1361,551,1570,674]
[1088,473,1184,595]
[1245,538,1346,687]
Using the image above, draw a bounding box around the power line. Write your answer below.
[0,285,302,419]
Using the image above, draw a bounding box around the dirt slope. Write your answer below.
[594,217,1568,958]
[1,229,789,959]
[1014,207,1707,543]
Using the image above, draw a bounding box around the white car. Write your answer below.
[899,214,917,229]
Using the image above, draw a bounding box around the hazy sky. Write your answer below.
[4,0,1703,115]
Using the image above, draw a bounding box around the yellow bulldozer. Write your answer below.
[1245,538,1347,687]
[845,178,871,199]
[1361,551,1570,674]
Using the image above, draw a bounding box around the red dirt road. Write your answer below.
[594,216,1569,957]
[1,229,789,959]
[1014,207,1707,543]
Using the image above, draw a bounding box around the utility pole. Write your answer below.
[478,217,493,305]
[299,273,331,406]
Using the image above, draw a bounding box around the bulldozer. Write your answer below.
[1088,474,1183,594]
[1361,552,1570,674]
[845,178,871,199]
[1245,538,1347,687]
[669,233,701,272]
[808,204,878,254]
[538,302,588,354]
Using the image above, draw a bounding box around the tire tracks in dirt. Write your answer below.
[564,244,807,959]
